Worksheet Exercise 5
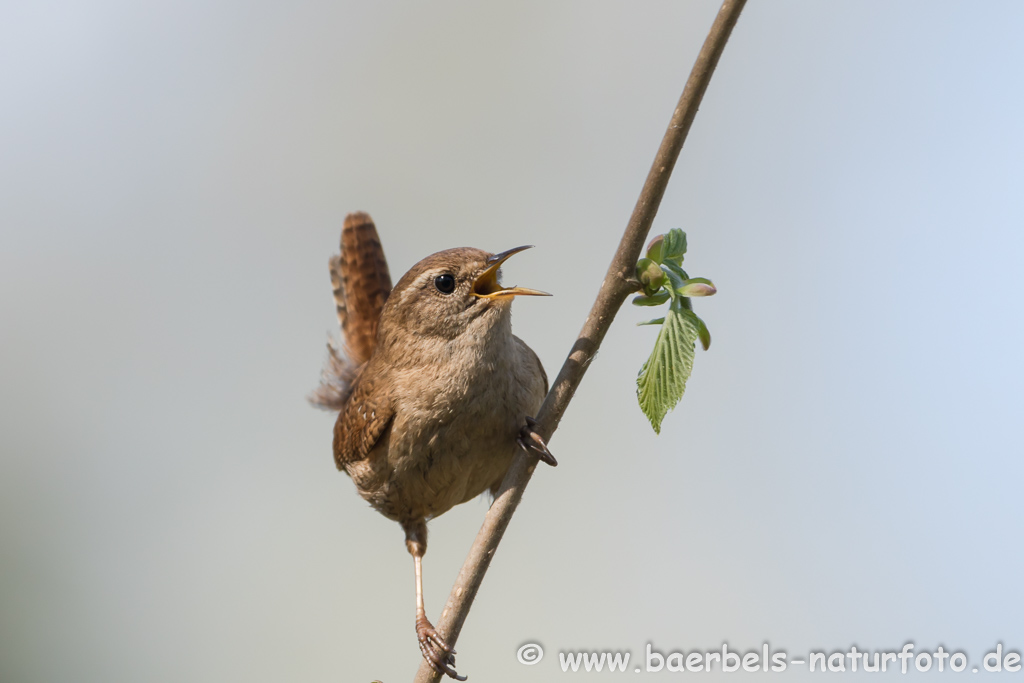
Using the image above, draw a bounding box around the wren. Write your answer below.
[311,212,555,679]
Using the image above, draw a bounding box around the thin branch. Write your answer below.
[413,1,747,679]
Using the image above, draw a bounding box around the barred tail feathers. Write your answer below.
[309,212,392,410]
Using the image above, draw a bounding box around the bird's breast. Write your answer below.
[371,332,545,521]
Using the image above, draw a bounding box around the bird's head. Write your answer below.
[377,245,549,345]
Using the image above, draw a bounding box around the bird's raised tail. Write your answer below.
[309,212,393,410]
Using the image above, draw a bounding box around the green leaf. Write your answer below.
[632,291,671,307]
[660,263,687,294]
[637,317,666,326]
[636,299,698,433]
[677,307,711,350]
[662,229,687,265]
[660,261,690,290]
[694,314,711,350]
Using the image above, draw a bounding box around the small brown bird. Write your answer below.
[311,212,555,679]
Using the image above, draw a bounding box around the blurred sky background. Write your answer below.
[2,1,1023,681]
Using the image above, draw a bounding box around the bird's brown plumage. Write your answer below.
[330,245,548,523]
[309,212,392,411]
[310,215,551,680]
[337,212,392,365]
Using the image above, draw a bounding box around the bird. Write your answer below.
[310,212,555,679]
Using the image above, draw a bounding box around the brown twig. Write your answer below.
[413,1,747,679]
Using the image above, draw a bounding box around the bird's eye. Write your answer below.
[434,274,456,294]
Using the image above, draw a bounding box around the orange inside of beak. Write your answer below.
[472,245,551,299]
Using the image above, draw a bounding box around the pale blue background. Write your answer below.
[2,1,1022,681]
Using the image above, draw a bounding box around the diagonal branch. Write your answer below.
[414,1,747,679]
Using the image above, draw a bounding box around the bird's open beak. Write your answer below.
[472,245,551,299]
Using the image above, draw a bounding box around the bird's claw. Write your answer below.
[416,615,465,680]
[518,416,557,466]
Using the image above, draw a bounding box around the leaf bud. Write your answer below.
[677,277,716,297]
[636,257,665,296]
[645,235,665,264]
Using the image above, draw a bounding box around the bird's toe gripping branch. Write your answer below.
[517,416,557,467]
[416,615,464,681]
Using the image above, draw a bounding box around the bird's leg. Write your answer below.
[407,524,465,681]
[518,416,557,466]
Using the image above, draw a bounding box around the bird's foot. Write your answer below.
[517,416,557,466]
[416,614,465,681]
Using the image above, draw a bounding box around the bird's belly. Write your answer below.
[355,393,529,524]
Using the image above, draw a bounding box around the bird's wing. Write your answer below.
[515,335,549,395]
[333,365,394,469]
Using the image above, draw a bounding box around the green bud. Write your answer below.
[636,257,665,296]
[677,277,716,298]
[645,235,665,264]
[632,291,671,307]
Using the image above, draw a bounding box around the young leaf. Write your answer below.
[695,314,711,350]
[659,262,687,293]
[632,291,671,307]
[660,261,690,288]
[677,308,712,350]
[661,229,688,264]
[637,317,666,326]
[636,299,698,433]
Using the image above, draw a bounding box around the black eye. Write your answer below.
[434,274,456,294]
